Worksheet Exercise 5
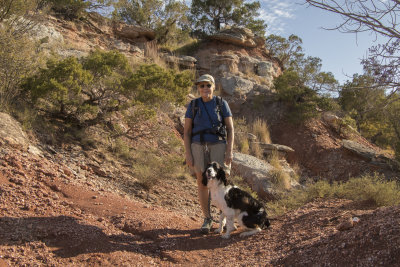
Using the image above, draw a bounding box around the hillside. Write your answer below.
[1,113,400,266]
[1,11,400,266]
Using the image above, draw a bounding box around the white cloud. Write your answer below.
[258,0,296,35]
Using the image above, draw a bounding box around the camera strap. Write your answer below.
[200,98,217,128]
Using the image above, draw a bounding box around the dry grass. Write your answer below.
[250,141,263,158]
[267,173,400,217]
[233,117,250,153]
[234,117,272,158]
[239,138,250,154]
[268,151,291,191]
[251,118,271,144]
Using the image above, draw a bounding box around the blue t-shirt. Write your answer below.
[185,96,232,143]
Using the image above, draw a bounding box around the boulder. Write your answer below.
[112,40,143,54]
[29,23,64,45]
[257,61,275,77]
[0,113,30,150]
[322,112,340,126]
[253,84,274,93]
[342,140,377,160]
[220,76,254,96]
[113,23,155,41]
[162,54,197,69]
[257,143,295,158]
[210,54,240,76]
[179,56,197,68]
[238,56,260,75]
[209,27,264,48]
[232,152,299,200]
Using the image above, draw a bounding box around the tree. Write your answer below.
[384,95,400,160]
[45,0,113,19]
[305,0,400,97]
[190,0,267,36]
[113,0,162,28]
[113,0,190,45]
[267,34,339,95]
[339,73,386,134]
[265,34,304,69]
[274,70,333,122]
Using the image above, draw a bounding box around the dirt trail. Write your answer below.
[1,145,400,266]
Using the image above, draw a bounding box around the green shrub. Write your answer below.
[124,64,193,106]
[48,0,89,19]
[334,174,400,207]
[23,51,192,130]
[268,174,400,217]
[111,138,132,160]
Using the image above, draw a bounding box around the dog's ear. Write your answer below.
[217,167,227,186]
[202,170,208,186]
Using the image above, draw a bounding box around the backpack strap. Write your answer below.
[191,98,199,128]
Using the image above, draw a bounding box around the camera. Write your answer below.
[211,125,226,138]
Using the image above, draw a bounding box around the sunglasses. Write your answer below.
[199,84,212,88]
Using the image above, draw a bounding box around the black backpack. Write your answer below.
[191,96,227,142]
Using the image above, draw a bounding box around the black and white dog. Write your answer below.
[202,162,270,239]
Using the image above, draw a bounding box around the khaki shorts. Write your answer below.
[190,142,231,175]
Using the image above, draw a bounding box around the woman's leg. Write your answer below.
[195,172,211,218]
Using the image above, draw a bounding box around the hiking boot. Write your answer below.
[200,217,213,234]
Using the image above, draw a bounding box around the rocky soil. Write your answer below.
[1,124,400,266]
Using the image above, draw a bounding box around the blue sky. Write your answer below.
[258,0,382,84]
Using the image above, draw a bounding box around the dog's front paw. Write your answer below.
[222,233,230,239]
[214,228,223,234]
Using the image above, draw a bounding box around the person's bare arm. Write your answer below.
[224,116,234,165]
[184,118,193,167]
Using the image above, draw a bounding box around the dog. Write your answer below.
[202,162,270,239]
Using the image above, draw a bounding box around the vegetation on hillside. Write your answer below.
[305,0,400,160]
[112,0,191,48]
[22,51,192,129]
[190,0,266,37]
[268,174,400,217]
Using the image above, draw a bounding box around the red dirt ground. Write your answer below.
[1,140,400,266]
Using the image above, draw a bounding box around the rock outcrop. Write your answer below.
[0,113,30,150]
[193,27,281,103]
[0,113,42,156]
[209,27,265,48]
[29,12,155,59]
[232,152,299,200]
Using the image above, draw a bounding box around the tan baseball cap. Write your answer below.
[195,74,215,84]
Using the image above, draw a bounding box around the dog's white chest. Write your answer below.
[209,183,231,211]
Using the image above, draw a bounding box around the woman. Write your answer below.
[184,74,234,234]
